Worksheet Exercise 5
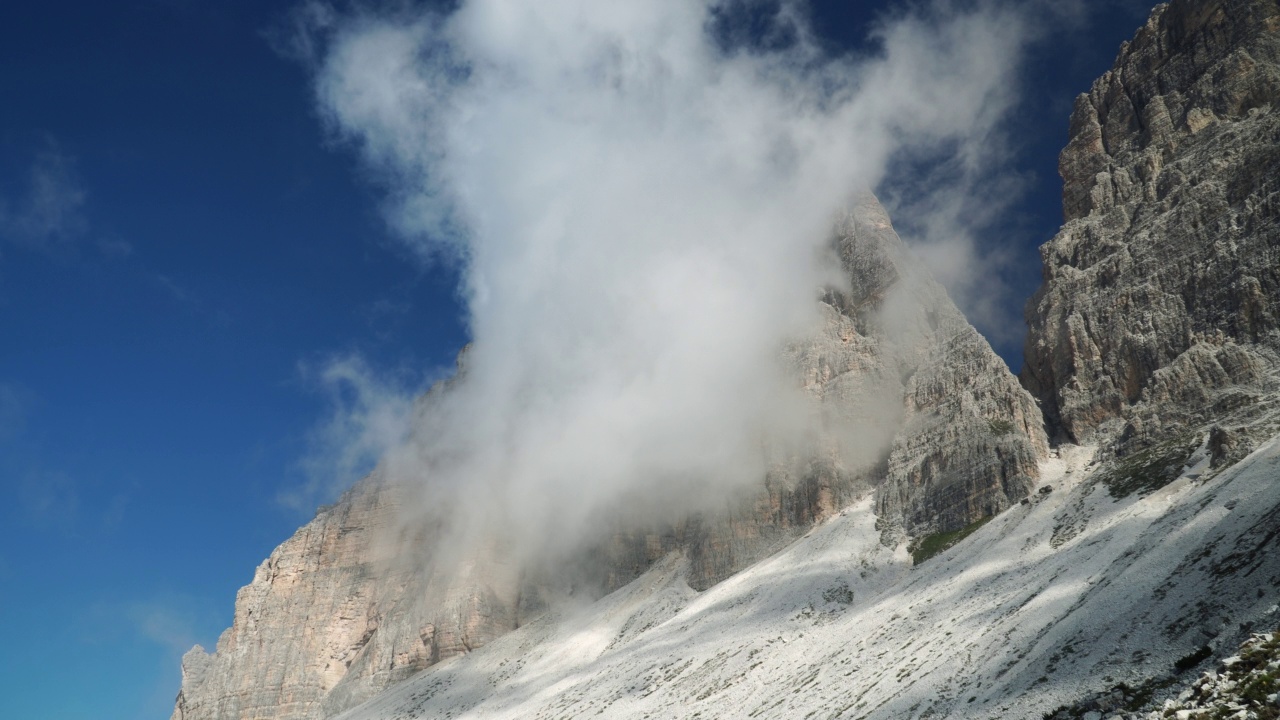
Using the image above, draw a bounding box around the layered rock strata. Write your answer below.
[172,194,1045,719]
[171,476,527,720]
[173,1,1280,717]
[1023,0,1280,451]
[808,197,1047,540]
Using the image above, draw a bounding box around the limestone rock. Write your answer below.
[1209,424,1254,467]
[1023,0,1280,451]
[172,193,1044,718]
[819,197,1047,539]
[599,195,1048,589]
[169,475,528,720]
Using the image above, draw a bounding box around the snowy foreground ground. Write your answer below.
[337,437,1280,720]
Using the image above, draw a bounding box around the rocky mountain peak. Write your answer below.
[1060,0,1280,222]
[171,192,1045,720]
[1023,0,1280,451]
[170,0,1280,716]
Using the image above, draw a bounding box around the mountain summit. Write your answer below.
[172,191,1045,720]
[175,0,1280,718]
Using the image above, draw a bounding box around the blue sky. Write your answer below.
[0,1,1149,718]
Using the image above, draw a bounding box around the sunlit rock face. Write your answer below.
[1022,0,1280,452]
[807,196,1046,541]
[170,194,1045,719]
[172,2,1280,717]
[171,476,527,720]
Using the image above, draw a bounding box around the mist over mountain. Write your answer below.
[169,0,1280,718]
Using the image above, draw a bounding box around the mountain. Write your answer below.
[173,0,1280,717]
[330,424,1280,720]
[171,198,1045,719]
[1022,0,1280,456]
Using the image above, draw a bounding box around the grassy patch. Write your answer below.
[1099,435,1201,499]
[988,419,1015,436]
[821,582,854,605]
[911,515,993,565]
[1239,672,1280,706]
[1120,678,1175,711]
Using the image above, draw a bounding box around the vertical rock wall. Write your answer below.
[171,476,525,720]
[1023,0,1280,450]
[823,198,1047,540]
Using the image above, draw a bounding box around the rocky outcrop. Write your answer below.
[591,195,1048,591]
[170,475,529,720]
[174,2,1280,716]
[1023,0,1280,451]
[807,197,1047,540]
[172,193,1045,719]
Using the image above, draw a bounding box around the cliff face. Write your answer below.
[172,194,1044,719]
[808,197,1047,540]
[1023,0,1280,451]
[171,476,526,720]
[599,196,1047,592]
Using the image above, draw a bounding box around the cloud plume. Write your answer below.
[0,142,87,254]
[298,0,1043,562]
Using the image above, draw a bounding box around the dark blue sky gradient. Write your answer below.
[0,2,1150,718]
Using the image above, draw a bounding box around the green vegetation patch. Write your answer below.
[1239,672,1280,708]
[911,515,993,566]
[1099,435,1201,499]
[988,419,1015,436]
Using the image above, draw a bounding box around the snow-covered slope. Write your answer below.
[333,431,1280,720]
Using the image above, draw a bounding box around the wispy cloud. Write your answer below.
[17,469,80,533]
[880,151,1034,353]
[0,382,27,444]
[80,593,217,658]
[875,0,1145,356]
[150,272,233,330]
[266,0,338,66]
[96,236,134,258]
[0,141,88,255]
[282,354,437,510]
[155,273,194,304]
[360,295,414,340]
[128,600,206,656]
[291,0,1054,562]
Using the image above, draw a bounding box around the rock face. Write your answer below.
[172,195,1045,719]
[808,197,1047,540]
[1022,0,1280,451]
[597,196,1048,592]
[175,2,1280,717]
[171,476,528,720]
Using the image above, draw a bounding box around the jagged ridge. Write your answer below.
[1023,0,1280,453]
[172,195,1044,720]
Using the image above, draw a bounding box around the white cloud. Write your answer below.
[298,0,1048,562]
[128,601,204,656]
[283,354,435,510]
[0,143,87,253]
[96,236,134,258]
[880,154,1033,353]
[80,594,216,659]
